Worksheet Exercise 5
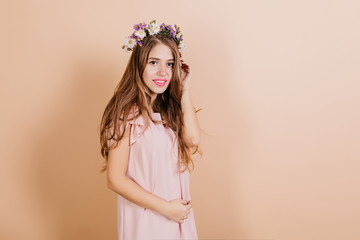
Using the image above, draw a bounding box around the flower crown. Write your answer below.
[122,20,186,52]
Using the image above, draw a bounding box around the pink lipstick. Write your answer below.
[153,79,167,86]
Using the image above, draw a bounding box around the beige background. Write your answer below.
[1,0,360,239]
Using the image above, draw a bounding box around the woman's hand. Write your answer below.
[179,52,191,92]
[163,198,192,224]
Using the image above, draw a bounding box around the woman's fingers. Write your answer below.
[179,208,191,223]
[179,214,189,223]
[182,61,190,67]
[179,54,190,73]
[179,55,189,67]
[175,199,192,224]
[181,63,190,75]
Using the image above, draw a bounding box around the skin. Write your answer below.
[142,43,174,109]
[107,42,201,224]
[142,43,201,147]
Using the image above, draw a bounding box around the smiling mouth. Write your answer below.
[153,79,167,86]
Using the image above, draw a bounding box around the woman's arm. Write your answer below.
[180,54,201,147]
[181,90,201,147]
[106,124,192,223]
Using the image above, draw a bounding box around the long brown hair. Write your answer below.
[99,34,202,173]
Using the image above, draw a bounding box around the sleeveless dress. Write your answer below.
[116,106,198,240]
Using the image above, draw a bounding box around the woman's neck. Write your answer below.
[150,93,157,113]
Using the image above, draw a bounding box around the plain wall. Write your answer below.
[1,0,360,239]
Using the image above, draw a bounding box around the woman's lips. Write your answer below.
[153,79,167,86]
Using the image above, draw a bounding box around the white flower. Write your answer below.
[124,36,136,49]
[134,29,146,39]
[148,22,160,35]
[176,33,182,40]
[178,42,186,52]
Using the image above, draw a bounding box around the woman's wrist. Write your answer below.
[156,200,170,217]
[181,88,190,99]
[181,82,190,93]
[182,90,190,95]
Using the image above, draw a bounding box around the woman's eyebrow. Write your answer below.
[148,57,174,61]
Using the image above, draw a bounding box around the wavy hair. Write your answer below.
[99,34,202,173]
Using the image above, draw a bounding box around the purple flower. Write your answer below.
[133,24,140,31]
[139,22,147,29]
[160,23,166,30]
[169,28,176,37]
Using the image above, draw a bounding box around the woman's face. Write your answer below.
[142,43,174,101]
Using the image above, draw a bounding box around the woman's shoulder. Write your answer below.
[126,104,146,126]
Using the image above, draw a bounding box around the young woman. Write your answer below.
[99,21,202,240]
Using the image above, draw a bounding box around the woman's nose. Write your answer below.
[157,64,166,76]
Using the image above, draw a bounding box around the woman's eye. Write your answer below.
[167,62,174,67]
[149,61,157,65]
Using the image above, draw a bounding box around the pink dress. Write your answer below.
[116,106,198,240]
